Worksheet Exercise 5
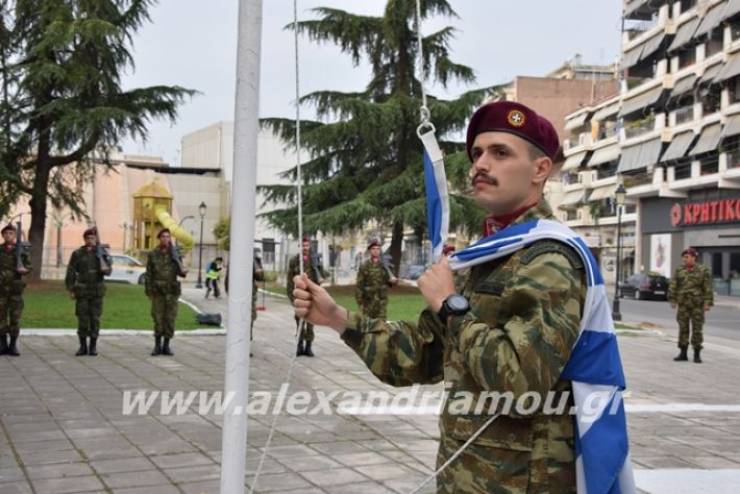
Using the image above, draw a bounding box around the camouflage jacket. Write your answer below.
[341,201,585,491]
[355,259,392,306]
[669,263,713,307]
[287,253,328,301]
[145,246,183,297]
[65,246,111,297]
[0,243,32,294]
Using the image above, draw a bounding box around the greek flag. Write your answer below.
[449,219,636,494]
[420,130,449,261]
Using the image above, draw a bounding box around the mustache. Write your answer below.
[471,172,498,187]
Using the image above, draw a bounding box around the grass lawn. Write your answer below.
[22,281,203,330]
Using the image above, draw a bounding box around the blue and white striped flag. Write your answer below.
[420,130,449,261]
[449,219,636,494]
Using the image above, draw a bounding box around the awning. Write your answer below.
[621,45,645,70]
[669,18,700,52]
[589,144,621,167]
[696,1,728,38]
[639,32,666,62]
[624,0,649,18]
[722,0,740,21]
[671,74,697,99]
[559,190,587,209]
[592,103,620,121]
[716,54,740,82]
[618,138,663,173]
[565,112,589,131]
[661,132,695,161]
[690,124,722,155]
[619,85,664,117]
[562,151,588,171]
[723,113,740,138]
[700,63,723,85]
[588,184,618,202]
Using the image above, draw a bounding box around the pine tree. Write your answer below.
[0,0,195,280]
[260,0,500,272]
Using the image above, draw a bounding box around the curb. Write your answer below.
[20,329,226,336]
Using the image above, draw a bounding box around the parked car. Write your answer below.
[108,253,146,285]
[619,272,669,301]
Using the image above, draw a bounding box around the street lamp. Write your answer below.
[178,215,194,228]
[196,202,207,289]
[612,183,627,322]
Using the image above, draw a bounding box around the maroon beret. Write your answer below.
[157,228,171,239]
[302,236,311,243]
[682,247,699,258]
[83,227,98,238]
[466,101,560,161]
[1,224,15,234]
[367,238,381,249]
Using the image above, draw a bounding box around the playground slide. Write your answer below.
[155,207,195,251]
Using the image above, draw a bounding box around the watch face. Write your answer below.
[448,295,469,312]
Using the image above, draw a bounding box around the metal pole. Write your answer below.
[612,205,623,322]
[220,0,262,492]
[196,218,204,289]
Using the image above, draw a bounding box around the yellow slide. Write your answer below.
[155,207,195,251]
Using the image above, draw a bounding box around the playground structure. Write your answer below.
[132,179,194,252]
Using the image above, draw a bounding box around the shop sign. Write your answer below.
[670,199,740,227]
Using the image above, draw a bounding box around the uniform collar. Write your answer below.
[483,199,553,236]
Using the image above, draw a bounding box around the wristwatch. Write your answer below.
[438,294,470,322]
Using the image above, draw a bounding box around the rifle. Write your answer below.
[170,243,187,277]
[309,252,323,283]
[94,233,112,275]
[15,220,30,273]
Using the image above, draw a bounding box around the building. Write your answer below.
[563,0,740,296]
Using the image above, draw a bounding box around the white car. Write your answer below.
[108,253,146,285]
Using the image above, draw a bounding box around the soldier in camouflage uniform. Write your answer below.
[65,227,112,356]
[0,224,31,357]
[292,102,587,492]
[287,237,327,357]
[669,247,713,363]
[355,239,397,319]
[145,229,187,356]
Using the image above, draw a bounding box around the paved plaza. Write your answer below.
[1,287,739,493]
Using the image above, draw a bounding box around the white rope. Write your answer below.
[249,1,304,491]
[414,0,429,125]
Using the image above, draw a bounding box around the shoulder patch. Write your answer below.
[520,240,584,270]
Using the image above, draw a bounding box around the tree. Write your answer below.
[0,0,195,281]
[260,0,499,272]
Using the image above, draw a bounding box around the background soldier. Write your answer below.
[205,256,224,298]
[225,254,265,358]
[355,239,397,319]
[0,224,31,356]
[65,227,112,356]
[669,247,713,363]
[145,229,187,356]
[287,237,327,357]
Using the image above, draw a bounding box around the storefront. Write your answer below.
[640,189,740,296]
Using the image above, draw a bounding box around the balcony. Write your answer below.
[624,115,657,139]
[669,161,721,191]
[673,105,695,125]
[719,150,740,188]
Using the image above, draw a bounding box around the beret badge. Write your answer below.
[507,109,526,128]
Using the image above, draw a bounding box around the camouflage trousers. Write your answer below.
[677,303,704,350]
[75,296,104,338]
[295,317,314,342]
[435,433,576,493]
[151,294,179,339]
[360,299,388,320]
[0,292,24,337]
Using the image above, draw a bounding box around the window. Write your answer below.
[706,31,724,57]
[701,86,721,113]
[678,48,696,69]
[700,158,718,175]
[680,0,697,13]
[731,20,740,42]
[674,104,694,125]
[730,77,740,105]
[597,161,618,180]
[566,210,578,221]
[712,252,722,278]
[675,163,692,179]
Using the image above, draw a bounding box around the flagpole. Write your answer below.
[220,0,263,492]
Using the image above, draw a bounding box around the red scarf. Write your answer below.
[483,203,538,236]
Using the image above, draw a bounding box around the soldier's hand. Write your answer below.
[417,256,455,312]
[293,273,348,332]
[68,291,76,300]
[389,276,398,285]
[704,303,711,312]
[16,267,29,275]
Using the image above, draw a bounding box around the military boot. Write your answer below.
[7,335,20,356]
[151,336,162,356]
[296,340,305,357]
[693,348,702,364]
[304,341,314,357]
[75,335,88,356]
[162,338,174,356]
[88,337,98,357]
[673,345,688,361]
[0,334,8,355]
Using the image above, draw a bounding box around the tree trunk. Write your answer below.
[28,165,50,282]
[389,220,404,276]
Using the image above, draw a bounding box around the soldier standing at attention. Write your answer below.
[0,224,31,357]
[292,102,589,492]
[355,239,397,319]
[669,247,713,363]
[145,229,187,356]
[65,227,112,356]
[287,237,327,357]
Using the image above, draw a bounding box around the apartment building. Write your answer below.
[563,0,740,296]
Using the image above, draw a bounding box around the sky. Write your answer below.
[120,0,624,165]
